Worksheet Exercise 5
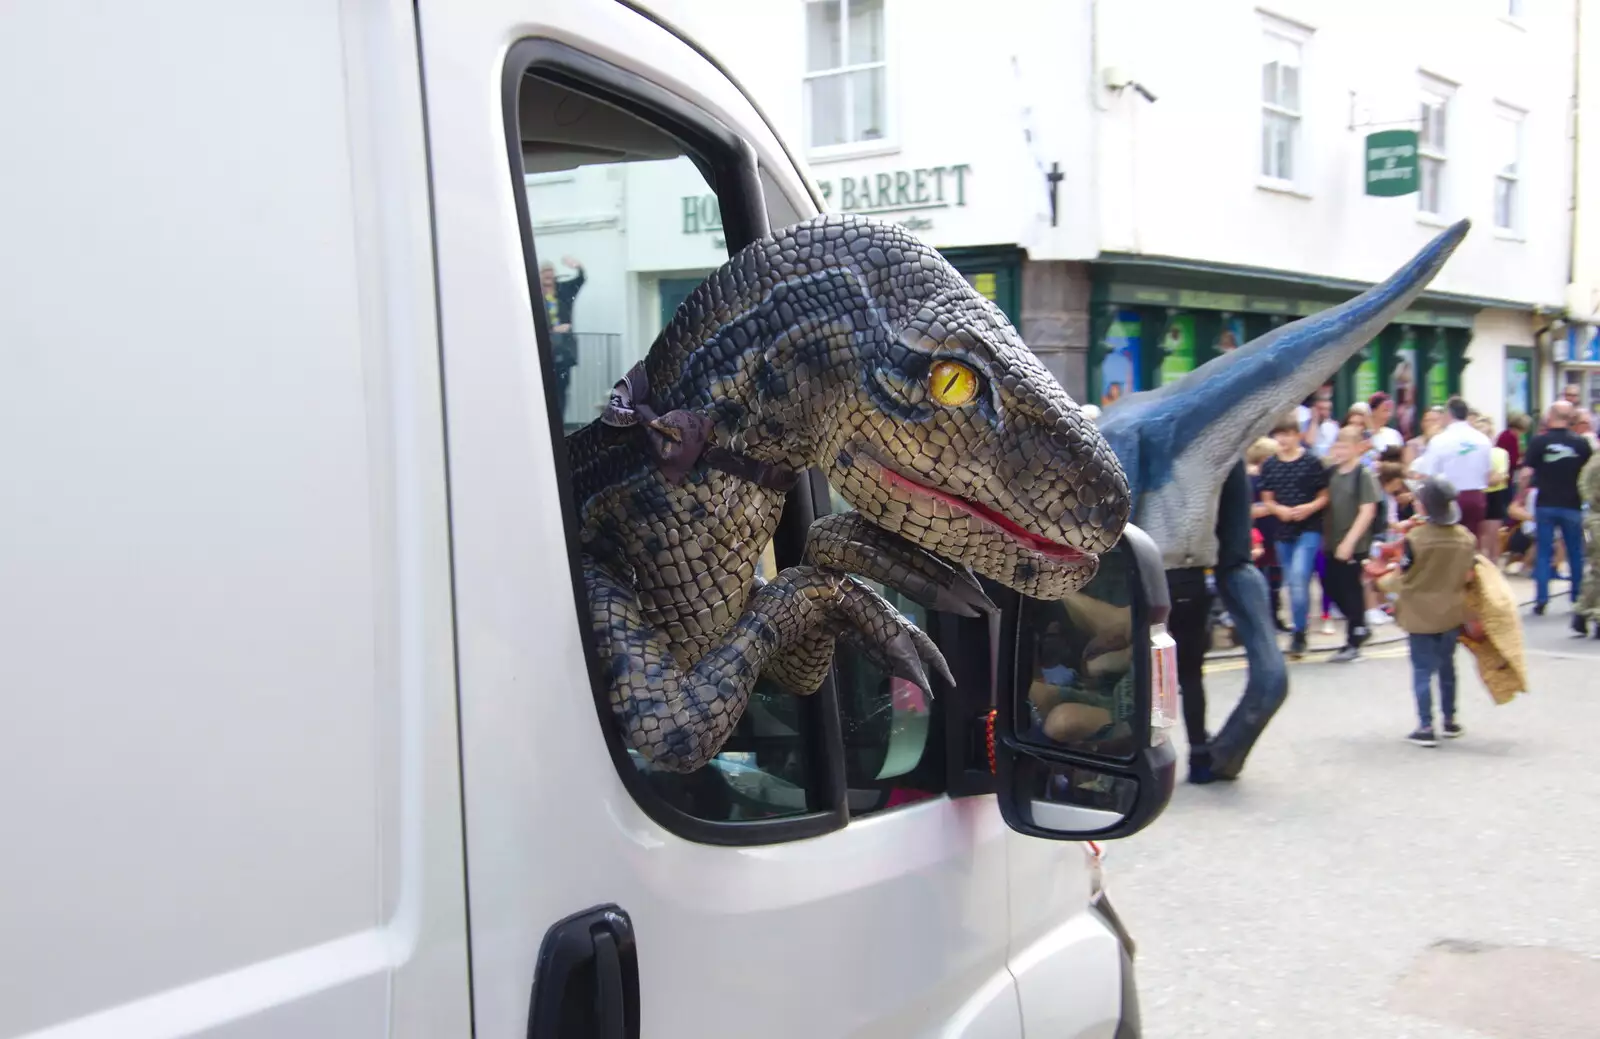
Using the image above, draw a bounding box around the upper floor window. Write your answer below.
[1259,20,1307,184]
[1493,104,1524,232]
[805,0,889,156]
[1417,75,1454,216]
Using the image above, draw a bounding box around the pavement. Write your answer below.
[1110,574,1600,1039]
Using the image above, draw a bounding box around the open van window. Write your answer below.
[504,45,959,841]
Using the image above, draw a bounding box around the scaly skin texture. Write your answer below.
[569,214,1129,772]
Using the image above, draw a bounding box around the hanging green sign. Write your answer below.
[1365,130,1419,197]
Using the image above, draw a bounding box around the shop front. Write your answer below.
[1087,256,1484,438]
[1553,323,1600,411]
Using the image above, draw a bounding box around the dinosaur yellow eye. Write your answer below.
[929,360,979,407]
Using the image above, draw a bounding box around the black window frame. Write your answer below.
[502,38,853,846]
[501,37,1003,846]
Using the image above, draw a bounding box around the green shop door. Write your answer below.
[659,277,706,329]
[940,247,1023,328]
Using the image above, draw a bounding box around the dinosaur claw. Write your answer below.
[884,630,933,696]
[937,566,998,617]
[914,625,956,688]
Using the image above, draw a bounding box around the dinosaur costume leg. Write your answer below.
[587,556,950,772]
[1197,460,1288,781]
[1206,563,1289,779]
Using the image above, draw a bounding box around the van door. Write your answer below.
[417,3,1024,1036]
[0,1,471,1036]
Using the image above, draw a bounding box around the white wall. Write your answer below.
[1567,1,1599,322]
[639,0,1100,258]
[1464,309,1538,429]
[1092,0,1575,305]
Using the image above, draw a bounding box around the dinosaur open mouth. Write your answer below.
[872,459,1089,563]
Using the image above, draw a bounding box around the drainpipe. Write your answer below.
[1569,0,1581,288]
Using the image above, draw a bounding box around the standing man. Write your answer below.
[1367,392,1407,460]
[1304,395,1340,458]
[539,255,587,423]
[1576,453,1600,638]
[1324,425,1381,661]
[1412,397,1492,536]
[1521,400,1592,620]
[1562,383,1582,408]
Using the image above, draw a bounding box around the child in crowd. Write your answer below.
[1246,437,1287,630]
[1324,425,1381,661]
[1260,417,1331,658]
[1364,463,1417,627]
[1372,476,1479,747]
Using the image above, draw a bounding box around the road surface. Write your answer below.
[1111,600,1600,1039]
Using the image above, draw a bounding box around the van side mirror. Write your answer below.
[993,524,1178,841]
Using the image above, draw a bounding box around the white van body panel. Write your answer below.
[0,0,469,1036]
[1,0,1126,1035]
[419,4,1025,1035]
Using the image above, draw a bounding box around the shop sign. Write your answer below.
[680,164,967,239]
[1365,130,1419,197]
[816,164,972,214]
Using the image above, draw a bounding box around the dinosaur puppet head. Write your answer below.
[662,214,1131,599]
[821,260,1129,599]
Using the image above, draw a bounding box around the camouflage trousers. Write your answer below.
[1581,515,1600,620]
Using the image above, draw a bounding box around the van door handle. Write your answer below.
[527,904,640,1039]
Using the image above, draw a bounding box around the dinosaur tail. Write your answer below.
[1100,219,1471,482]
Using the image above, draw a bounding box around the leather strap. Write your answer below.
[600,362,799,491]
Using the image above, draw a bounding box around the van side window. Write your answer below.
[506,48,954,839]
[512,65,814,829]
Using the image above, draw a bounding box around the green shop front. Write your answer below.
[1087,256,1475,437]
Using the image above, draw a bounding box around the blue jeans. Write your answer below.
[1408,629,1459,730]
[1280,531,1323,633]
[1208,563,1289,778]
[1535,506,1585,606]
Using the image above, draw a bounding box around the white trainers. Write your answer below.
[1365,608,1393,627]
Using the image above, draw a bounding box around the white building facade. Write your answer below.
[540,0,1580,431]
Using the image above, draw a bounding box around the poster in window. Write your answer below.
[1389,329,1419,439]
[1353,348,1380,404]
[1504,357,1530,422]
[1584,325,1600,364]
[1158,314,1197,385]
[966,270,998,304]
[1099,309,1141,409]
[1214,316,1246,355]
[1426,352,1450,409]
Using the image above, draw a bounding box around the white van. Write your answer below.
[0,2,1176,1037]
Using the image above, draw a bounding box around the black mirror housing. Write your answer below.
[993,524,1178,841]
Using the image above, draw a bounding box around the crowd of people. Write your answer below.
[1231,388,1600,746]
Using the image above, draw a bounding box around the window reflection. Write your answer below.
[1019,557,1139,759]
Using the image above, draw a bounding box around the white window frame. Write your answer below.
[1492,102,1525,236]
[802,0,895,162]
[1258,13,1313,195]
[1416,73,1455,221]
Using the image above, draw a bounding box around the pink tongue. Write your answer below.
[876,466,1084,562]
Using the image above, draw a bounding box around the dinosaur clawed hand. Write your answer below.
[754,561,953,700]
[803,512,998,618]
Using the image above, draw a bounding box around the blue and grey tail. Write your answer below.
[1099,219,1471,501]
